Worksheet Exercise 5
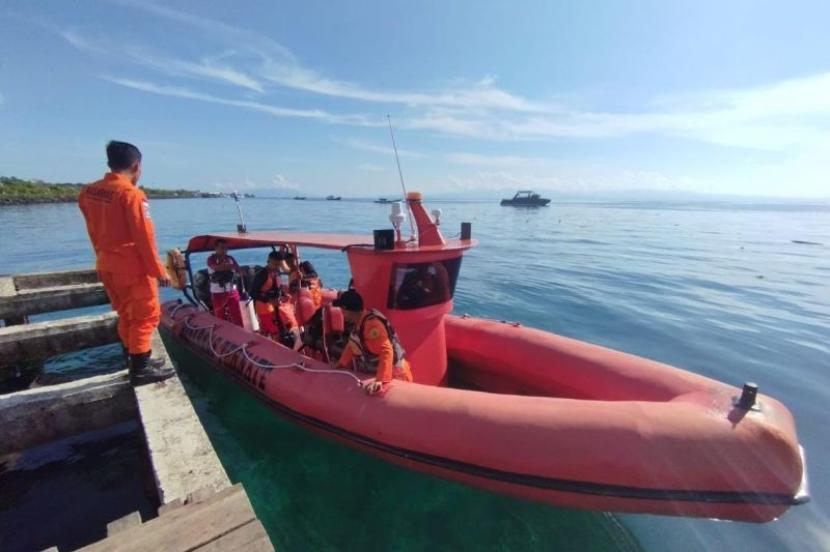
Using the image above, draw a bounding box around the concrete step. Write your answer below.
[0,312,119,368]
[12,268,100,290]
[0,282,109,319]
[0,369,135,454]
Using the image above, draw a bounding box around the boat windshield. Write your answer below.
[387,258,462,310]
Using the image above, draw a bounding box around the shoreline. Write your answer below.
[1,176,251,206]
[0,194,221,206]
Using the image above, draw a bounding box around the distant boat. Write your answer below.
[326,195,342,201]
[374,197,400,204]
[500,190,551,207]
[293,196,307,200]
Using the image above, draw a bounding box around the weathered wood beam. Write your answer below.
[0,283,109,319]
[0,312,119,368]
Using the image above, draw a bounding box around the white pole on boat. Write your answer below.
[387,114,416,240]
[231,191,247,233]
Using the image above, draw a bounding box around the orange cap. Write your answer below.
[406,191,423,201]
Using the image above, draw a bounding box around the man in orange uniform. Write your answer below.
[334,290,413,394]
[78,141,174,385]
[250,251,301,349]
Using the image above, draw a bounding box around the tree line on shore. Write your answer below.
[0,176,223,205]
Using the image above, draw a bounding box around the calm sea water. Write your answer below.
[2,196,828,551]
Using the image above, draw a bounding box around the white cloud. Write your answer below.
[404,73,830,152]
[54,0,830,185]
[210,174,300,192]
[60,29,265,94]
[335,137,424,158]
[445,167,707,195]
[59,29,96,53]
[53,3,830,159]
[128,49,265,93]
[108,0,555,114]
[446,152,545,167]
[270,174,299,191]
[356,163,386,172]
[105,77,378,126]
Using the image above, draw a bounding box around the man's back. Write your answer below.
[78,172,164,278]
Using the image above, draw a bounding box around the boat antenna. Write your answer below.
[231,191,247,233]
[387,114,416,239]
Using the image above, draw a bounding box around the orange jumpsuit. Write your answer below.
[337,312,413,383]
[253,270,298,337]
[78,172,167,355]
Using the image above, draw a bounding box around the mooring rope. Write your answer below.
[170,305,363,386]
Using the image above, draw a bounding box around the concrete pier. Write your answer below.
[135,331,232,505]
[0,268,273,551]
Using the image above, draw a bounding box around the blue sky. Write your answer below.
[2,0,830,197]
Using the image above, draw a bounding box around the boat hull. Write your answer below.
[160,302,805,522]
[500,199,551,206]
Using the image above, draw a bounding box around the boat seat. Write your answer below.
[236,264,262,296]
[193,269,211,306]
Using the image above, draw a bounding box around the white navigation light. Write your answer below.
[390,201,406,238]
[390,201,406,228]
[431,208,442,226]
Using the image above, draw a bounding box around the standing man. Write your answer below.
[206,239,244,326]
[78,141,174,385]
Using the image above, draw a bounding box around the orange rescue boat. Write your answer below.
[160,192,809,523]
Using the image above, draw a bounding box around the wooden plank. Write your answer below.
[0,312,118,367]
[0,283,109,319]
[0,370,135,454]
[80,484,261,552]
[107,511,143,536]
[158,498,184,516]
[195,520,273,551]
[186,486,219,506]
[13,268,99,290]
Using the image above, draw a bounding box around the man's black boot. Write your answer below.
[129,351,175,385]
[121,345,130,368]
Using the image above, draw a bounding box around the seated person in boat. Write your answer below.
[206,239,244,326]
[395,262,450,309]
[333,290,413,394]
[250,251,301,350]
[300,306,348,362]
[297,260,324,309]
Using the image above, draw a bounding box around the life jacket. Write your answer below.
[349,309,407,375]
[207,254,238,293]
[165,248,187,290]
[304,275,323,309]
[255,269,283,302]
